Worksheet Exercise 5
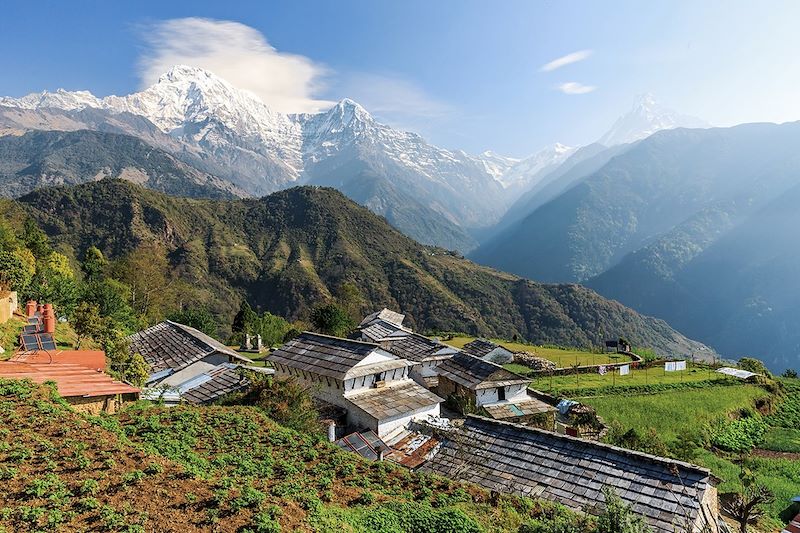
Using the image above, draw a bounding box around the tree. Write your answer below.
[114,244,177,323]
[310,303,355,337]
[738,357,771,378]
[722,468,774,533]
[232,300,258,336]
[223,373,319,433]
[167,308,218,337]
[335,281,364,323]
[782,369,798,379]
[595,487,653,533]
[81,246,107,282]
[72,302,104,350]
[0,249,35,292]
[0,217,19,253]
[21,218,51,259]
[101,325,149,387]
[81,278,137,329]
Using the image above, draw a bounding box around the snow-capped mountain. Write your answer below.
[0,65,510,248]
[598,93,708,146]
[498,143,576,190]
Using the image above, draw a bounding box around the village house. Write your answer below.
[435,351,556,428]
[128,320,254,405]
[0,350,140,414]
[419,415,721,533]
[269,332,443,439]
[0,300,139,413]
[353,311,458,387]
[461,338,514,364]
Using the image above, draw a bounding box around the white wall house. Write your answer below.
[269,332,443,439]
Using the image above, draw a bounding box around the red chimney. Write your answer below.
[43,303,53,317]
[26,300,37,318]
[43,314,56,335]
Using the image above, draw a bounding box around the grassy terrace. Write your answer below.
[529,363,730,395]
[442,336,630,368]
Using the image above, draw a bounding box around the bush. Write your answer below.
[738,357,771,378]
[710,414,768,453]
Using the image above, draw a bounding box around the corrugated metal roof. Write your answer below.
[11,350,106,371]
[0,361,139,397]
[419,416,716,533]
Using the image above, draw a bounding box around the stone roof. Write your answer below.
[181,363,250,405]
[345,380,443,421]
[128,321,245,373]
[382,333,458,363]
[419,416,717,533]
[482,396,557,420]
[436,352,530,390]
[359,319,410,342]
[359,308,405,328]
[463,339,510,358]
[269,332,391,380]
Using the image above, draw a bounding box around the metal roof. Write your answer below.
[419,416,717,533]
[436,352,530,390]
[345,380,443,421]
[0,361,139,398]
[269,332,387,380]
[128,320,246,373]
[482,396,557,420]
[11,350,106,371]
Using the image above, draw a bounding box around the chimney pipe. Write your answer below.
[26,300,37,318]
[43,314,56,335]
[326,420,337,442]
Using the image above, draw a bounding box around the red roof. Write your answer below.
[0,360,139,398]
[784,513,800,533]
[11,350,106,371]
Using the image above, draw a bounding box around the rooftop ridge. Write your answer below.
[464,414,712,475]
[298,330,381,348]
[455,351,528,380]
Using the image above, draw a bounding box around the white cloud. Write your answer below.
[138,18,332,113]
[540,50,593,72]
[558,82,597,95]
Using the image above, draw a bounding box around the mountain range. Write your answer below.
[3,179,712,357]
[0,67,700,253]
[473,121,800,371]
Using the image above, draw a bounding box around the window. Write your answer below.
[497,387,506,401]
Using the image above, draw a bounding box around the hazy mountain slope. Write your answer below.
[473,122,800,283]
[0,129,242,199]
[483,143,625,240]
[14,179,711,356]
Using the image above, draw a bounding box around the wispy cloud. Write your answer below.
[557,82,596,95]
[137,18,332,113]
[540,50,593,72]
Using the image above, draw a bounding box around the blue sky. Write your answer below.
[2,1,800,156]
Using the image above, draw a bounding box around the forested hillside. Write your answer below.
[6,179,710,356]
[0,129,243,199]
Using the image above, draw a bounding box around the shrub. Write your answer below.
[710,415,768,453]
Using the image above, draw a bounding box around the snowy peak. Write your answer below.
[0,88,102,111]
[598,93,708,146]
[496,143,576,189]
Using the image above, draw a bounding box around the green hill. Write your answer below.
[0,378,585,532]
[12,179,709,356]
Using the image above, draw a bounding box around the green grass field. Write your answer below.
[580,383,798,531]
[531,363,730,394]
[582,385,767,442]
[442,336,630,368]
